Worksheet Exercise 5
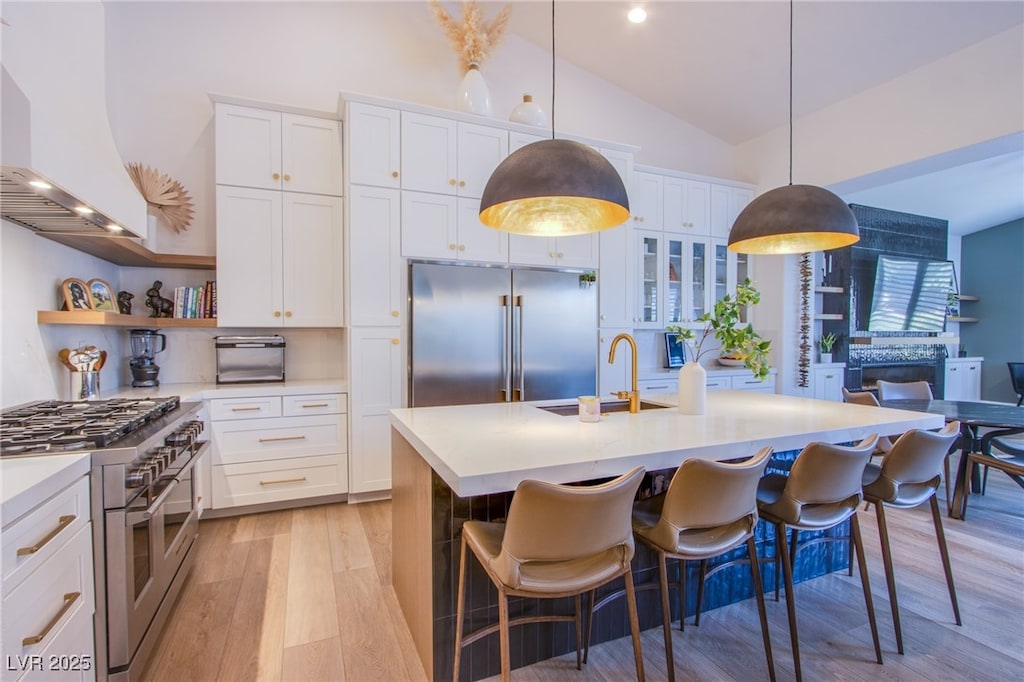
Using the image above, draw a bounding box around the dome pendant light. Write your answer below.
[728,0,859,255]
[479,1,630,236]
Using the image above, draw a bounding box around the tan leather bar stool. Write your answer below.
[862,421,962,654]
[632,446,776,682]
[756,435,882,682]
[453,466,646,682]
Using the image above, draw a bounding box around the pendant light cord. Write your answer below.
[788,0,793,186]
[550,0,556,139]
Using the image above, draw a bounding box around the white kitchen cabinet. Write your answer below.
[813,364,845,401]
[639,376,677,394]
[348,185,402,327]
[664,177,711,235]
[632,171,663,229]
[348,327,403,496]
[345,101,401,189]
[2,476,94,680]
[215,103,343,196]
[598,221,633,328]
[635,230,690,328]
[208,393,348,509]
[216,186,344,327]
[944,357,983,401]
[508,233,598,269]
[400,112,508,198]
[710,184,754,240]
[401,192,508,263]
[509,130,547,153]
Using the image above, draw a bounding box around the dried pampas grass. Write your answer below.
[125,163,195,234]
[430,0,511,74]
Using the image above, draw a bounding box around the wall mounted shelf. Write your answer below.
[947,316,979,323]
[851,336,959,346]
[814,286,845,294]
[39,233,216,270]
[37,310,217,328]
[814,313,844,320]
[958,294,980,302]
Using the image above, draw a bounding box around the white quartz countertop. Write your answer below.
[105,378,348,401]
[389,391,945,497]
[1,453,91,526]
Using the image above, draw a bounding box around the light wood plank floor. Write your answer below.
[143,469,1023,681]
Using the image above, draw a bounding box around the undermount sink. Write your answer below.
[537,400,670,416]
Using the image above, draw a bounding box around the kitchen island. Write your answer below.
[389,391,943,681]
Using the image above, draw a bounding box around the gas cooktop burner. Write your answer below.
[0,396,181,455]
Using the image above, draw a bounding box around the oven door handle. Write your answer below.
[126,479,179,524]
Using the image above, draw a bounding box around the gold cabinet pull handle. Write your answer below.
[285,311,293,318]
[448,179,456,186]
[231,406,262,412]
[391,171,399,178]
[300,403,329,408]
[274,311,282,317]
[17,515,76,556]
[283,173,291,182]
[458,180,466,188]
[23,592,81,646]
[258,435,307,443]
[272,173,280,180]
[391,310,399,317]
[259,476,307,486]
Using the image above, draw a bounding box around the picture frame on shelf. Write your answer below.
[87,278,117,312]
[61,277,92,310]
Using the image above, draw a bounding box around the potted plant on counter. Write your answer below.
[819,332,837,363]
[666,279,772,415]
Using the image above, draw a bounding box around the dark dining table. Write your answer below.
[879,399,1024,519]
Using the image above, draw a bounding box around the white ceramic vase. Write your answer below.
[457,64,492,116]
[508,94,547,127]
[677,362,706,415]
[820,353,833,364]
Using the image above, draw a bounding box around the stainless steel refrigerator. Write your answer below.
[410,262,597,407]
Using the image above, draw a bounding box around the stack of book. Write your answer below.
[172,281,217,318]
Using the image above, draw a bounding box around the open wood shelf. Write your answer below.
[958,294,980,302]
[814,286,845,294]
[38,310,217,327]
[851,336,959,346]
[947,316,979,323]
[39,233,216,269]
[813,313,844,320]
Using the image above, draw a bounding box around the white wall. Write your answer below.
[103,0,737,258]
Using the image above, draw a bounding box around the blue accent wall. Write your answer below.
[961,218,1024,402]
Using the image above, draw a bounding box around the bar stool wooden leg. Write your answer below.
[930,495,962,626]
[583,589,595,664]
[851,513,883,665]
[453,539,468,682]
[573,594,582,670]
[873,500,904,654]
[776,523,802,682]
[623,566,646,682]
[658,552,675,682]
[747,537,776,682]
[678,559,687,630]
[694,559,708,627]
[498,591,511,682]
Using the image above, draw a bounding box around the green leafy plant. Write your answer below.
[819,332,837,353]
[666,279,772,381]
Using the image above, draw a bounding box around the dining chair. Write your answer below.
[962,437,1024,519]
[453,466,647,682]
[1008,362,1024,406]
[861,421,962,654]
[841,388,895,455]
[631,446,775,682]
[756,434,882,682]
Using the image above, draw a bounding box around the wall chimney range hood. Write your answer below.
[1,2,147,241]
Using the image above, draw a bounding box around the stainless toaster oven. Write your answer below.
[215,335,285,384]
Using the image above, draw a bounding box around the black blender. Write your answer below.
[129,329,166,387]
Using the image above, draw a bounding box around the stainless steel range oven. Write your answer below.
[1,397,208,682]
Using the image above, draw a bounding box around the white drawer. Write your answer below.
[2,525,94,664]
[731,374,776,391]
[208,396,282,421]
[212,454,348,508]
[706,377,731,390]
[639,379,677,393]
[212,414,347,465]
[2,477,90,590]
[282,393,347,417]
[14,596,94,682]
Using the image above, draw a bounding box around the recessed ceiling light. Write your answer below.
[74,206,94,215]
[627,7,647,24]
[28,180,52,190]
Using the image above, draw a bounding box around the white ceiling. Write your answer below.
[504,0,1024,236]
